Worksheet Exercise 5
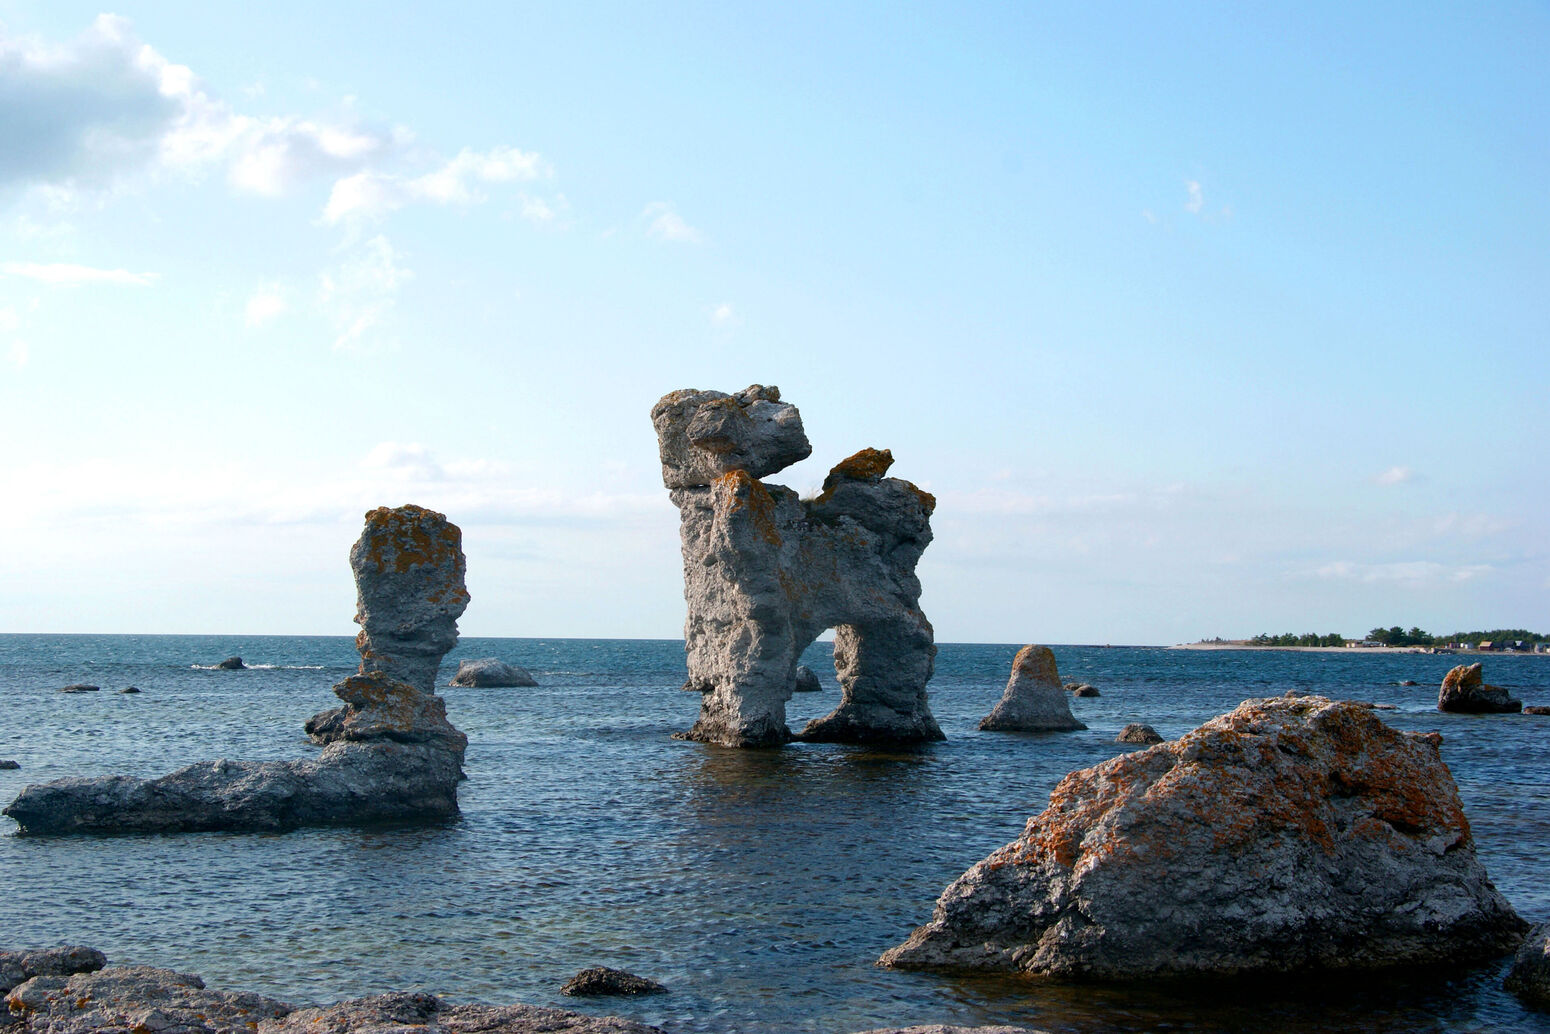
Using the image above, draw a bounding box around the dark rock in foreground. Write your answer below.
[1115,723,1162,744]
[1506,923,1550,1009]
[215,656,246,670]
[560,967,667,997]
[0,946,105,995]
[881,696,1525,980]
[1438,663,1521,713]
[57,684,98,693]
[449,658,538,687]
[979,646,1084,732]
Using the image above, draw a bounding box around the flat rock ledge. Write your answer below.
[1506,922,1550,1008]
[979,646,1084,732]
[881,695,1525,981]
[449,658,538,688]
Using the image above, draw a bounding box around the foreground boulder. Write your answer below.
[881,695,1525,980]
[979,646,1084,732]
[449,658,538,687]
[652,386,941,746]
[1438,663,1522,713]
[1506,923,1550,1009]
[5,505,472,835]
[0,946,105,995]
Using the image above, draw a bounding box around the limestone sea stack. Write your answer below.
[4,505,471,835]
[652,385,941,747]
[881,695,1525,980]
[1438,662,1522,714]
[978,646,1085,732]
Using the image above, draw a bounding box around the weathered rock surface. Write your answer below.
[448,658,537,688]
[1115,723,1162,744]
[979,646,1084,733]
[1506,923,1550,1008]
[881,695,1525,980]
[57,684,97,693]
[1438,663,1522,713]
[5,965,291,1034]
[0,947,105,995]
[351,504,471,694]
[215,656,246,670]
[793,664,822,693]
[559,968,666,997]
[5,505,471,835]
[653,386,941,747]
[261,991,661,1034]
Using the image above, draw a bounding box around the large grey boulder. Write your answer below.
[1506,923,1550,1008]
[653,386,941,747]
[5,965,292,1034]
[5,505,471,835]
[1438,662,1522,713]
[978,646,1085,732]
[449,658,537,687]
[881,695,1525,980]
[0,947,105,995]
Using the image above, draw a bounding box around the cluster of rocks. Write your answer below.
[3,505,473,836]
[652,386,941,746]
[1438,662,1523,713]
[882,695,1526,980]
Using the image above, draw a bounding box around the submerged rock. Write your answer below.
[215,656,246,670]
[881,695,1525,980]
[449,658,538,688]
[57,684,98,693]
[0,760,18,770]
[1115,723,1162,744]
[0,946,105,995]
[5,964,291,1034]
[793,664,823,693]
[653,386,941,747]
[1438,663,1521,714]
[1506,923,1550,1009]
[1524,706,1550,716]
[263,991,661,1034]
[120,686,141,694]
[5,505,472,836]
[560,967,667,997]
[978,646,1085,732]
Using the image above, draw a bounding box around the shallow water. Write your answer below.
[2,635,1548,1033]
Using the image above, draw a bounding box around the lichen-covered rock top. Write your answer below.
[884,695,1525,980]
[651,384,811,488]
[1439,662,1522,714]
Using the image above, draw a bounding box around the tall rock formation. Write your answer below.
[4,506,471,835]
[978,645,1086,732]
[652,385,942,747]
[882,695,1525,980]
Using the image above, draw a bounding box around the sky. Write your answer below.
[0,2,1545,645]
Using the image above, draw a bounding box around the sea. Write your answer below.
[2,635,1548,1034]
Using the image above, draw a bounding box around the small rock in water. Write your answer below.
[215,656,246,670]
[1071,684,1099,698]
[120,686,141,694]
[1398,680,1419,687]
[1115,723,1162,744]
[448,658,537,688]
[1506,922,1550,1008]
[793,664,823,693]
[560,967,667,997]
[0,945,106,994]
[58,684,99,693]
[1523,706,1550,716]
[1438,663,1521,714]
[0,760,19,770]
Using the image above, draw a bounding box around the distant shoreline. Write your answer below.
[1171,642,1548,656]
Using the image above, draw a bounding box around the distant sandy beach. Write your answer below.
[1170,642,1547,656]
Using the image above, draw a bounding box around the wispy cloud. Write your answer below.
[1310,560,1491,586]
[322,146,546,224]
[317,235,412,352]
[244,284,288,327]
[1375,465,1415,486]
[0,262,157,285]
[643,201,703,243]
[1185,180,1205,214]
[709,302,738,327]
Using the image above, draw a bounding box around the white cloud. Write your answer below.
[318,235,412,351]
[322,145,545,224]
[361,441,446,481]
[518,194,556,223]
[244,285,288,327]
[1185,180,1204,214]
[0,261,157,285]
[1375,465,1414,486]
[643,201,703,243]
[710,302,738,327]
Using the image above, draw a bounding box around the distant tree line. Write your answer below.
[1249,633,1346,647]
[1366,626,1547,647]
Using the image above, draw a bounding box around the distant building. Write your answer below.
[1478,641,1495,651]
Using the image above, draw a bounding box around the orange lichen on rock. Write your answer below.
[358,504,465,575]
[715,469,782,546]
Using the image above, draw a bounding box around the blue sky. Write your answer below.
[0,2,1545,644]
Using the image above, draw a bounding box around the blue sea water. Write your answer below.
[2,634,1548,1034]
